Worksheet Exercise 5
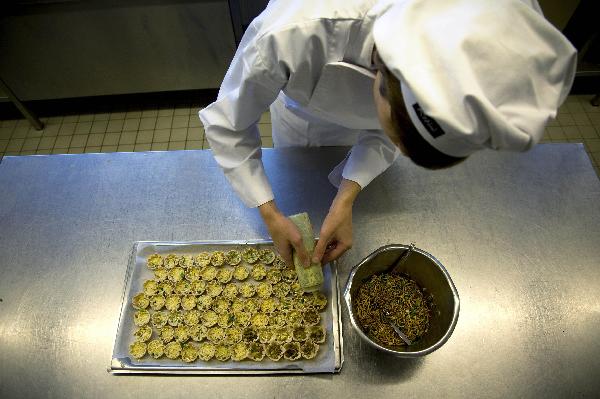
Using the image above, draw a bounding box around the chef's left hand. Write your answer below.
[313,179,361,264]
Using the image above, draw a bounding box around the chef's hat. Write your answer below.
[373,0,577,157]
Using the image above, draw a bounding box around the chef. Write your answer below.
[198,0,576,268]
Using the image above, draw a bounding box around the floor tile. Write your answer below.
[106,119,125,133]
[563,128,582,139]
[186,140,203,150]
[187,127,204,141]
[134,143,152,152]
[0,140,8,151]
[584,139,600,152]
[168,141,186,150]
[141,109,159,118]
[155,116,173,130]
[565,102,585,113]
[117,144,135,152]
[151,142,169,151]
[258,124,272,137]
[6,139,24,152]
[0,119,18,128]
[571,113,591,126]
[545,126,565,140]
[51,148,66,154]
[0,127,14,140]
[36,149,52,155]
[68,147,85,154]
[119,131,137,145]
[103,133,121,146]
[577,125,599,139]
[11,126,29,139]
[158,108,174,117]
[15,119,30,128]
[54,135,72,148]
[153,129,171,143]
[20,150,36,155]
[78,114,94,122]
[588,114,600,126]
[93,112,110,121]
[74,122,92,134]
[62,115,79,123]
[174,106,190,116]
[86,133,105,147]
[85,146,102,153]
[41,124,61,137]
[122,118,140,131]
[101,145,118,153]
[59,123,77,135]
[38,136,57,150]
[139,117,157,130]
[136,130,154,144]
[22,137,40,151]
[259,112,271,124]
[70,134,89,148]
[172,115,189,128]
[90,120,108,134]
[261,136,273,148]
[110,112,127,120]
[170,128,187,142]
[557,113,576,126]
[188,115,202,127]
[27,127,44,138]
[126,110,143,119]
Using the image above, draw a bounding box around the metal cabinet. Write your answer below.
[0,1,239,100]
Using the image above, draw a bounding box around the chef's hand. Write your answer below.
[313,179,361,265]
[259,200,310,268]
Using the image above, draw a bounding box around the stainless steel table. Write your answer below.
[0,144,599,398]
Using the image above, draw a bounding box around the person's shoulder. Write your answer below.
[252,0,375,40]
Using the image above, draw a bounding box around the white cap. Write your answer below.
[373,0,577,157]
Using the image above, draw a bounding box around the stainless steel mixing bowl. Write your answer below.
[344,244,459,357]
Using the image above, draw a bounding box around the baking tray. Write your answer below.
[109,240,344,374]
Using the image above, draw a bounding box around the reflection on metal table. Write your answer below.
[0,144,599,398]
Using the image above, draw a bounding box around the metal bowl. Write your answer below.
[344,244,459,357]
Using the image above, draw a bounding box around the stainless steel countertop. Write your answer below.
[0,144,599,398]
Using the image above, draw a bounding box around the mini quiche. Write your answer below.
[147,254,164,270]
[188,324,207,342]
[225,250,242,266]
[147,339,165,359]
[129,341,147,359]
[132,293,150,310]
[242,247,260,264]
[181,343,198,363]
[258,248,276,264]
[164,341,182,360]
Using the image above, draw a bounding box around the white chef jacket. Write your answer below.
[199,0,400,208]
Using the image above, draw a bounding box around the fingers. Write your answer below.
[322,241,352,264]
[290,233,310,268]
[312,235,330,265]
[277,244,294,270]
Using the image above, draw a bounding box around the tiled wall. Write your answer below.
[0,95,599,177]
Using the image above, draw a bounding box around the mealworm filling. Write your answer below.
[355,274,431,346]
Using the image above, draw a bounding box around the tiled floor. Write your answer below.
[0,105,273,156]
[0,95,599,177]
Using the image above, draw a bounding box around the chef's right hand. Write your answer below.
[259,200,310,268]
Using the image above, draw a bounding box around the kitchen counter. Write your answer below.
[0,144,599,398]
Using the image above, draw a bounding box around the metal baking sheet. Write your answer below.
[109,240,344,374]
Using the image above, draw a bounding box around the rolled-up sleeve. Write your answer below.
[328,130,400,189]
[198,25,285,208]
